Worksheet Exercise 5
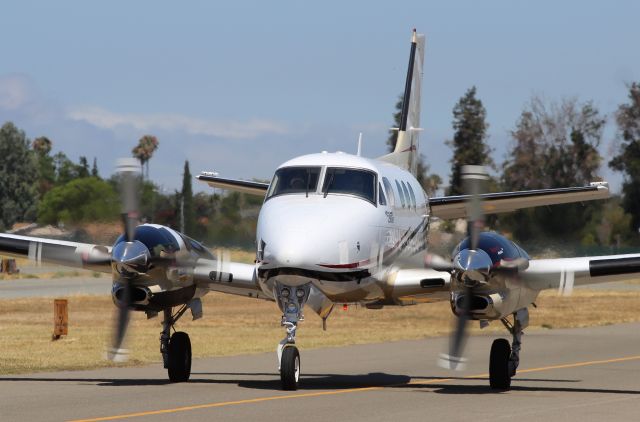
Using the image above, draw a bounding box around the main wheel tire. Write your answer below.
[168,331,192,383]
[280,346,300,391]
[489,338,511,390]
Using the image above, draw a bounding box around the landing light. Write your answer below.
[281,288,290,298]
[296,289,305,298]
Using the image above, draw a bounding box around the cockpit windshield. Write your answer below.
[266,166,321,199]
[322,167,376,204]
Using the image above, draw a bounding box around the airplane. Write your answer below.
[2,29,639,391]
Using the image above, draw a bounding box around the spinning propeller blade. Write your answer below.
[107,158,142,362]
[439,165,489,370]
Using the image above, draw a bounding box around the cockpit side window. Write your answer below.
[322,168,376,204]
[395,180,406,208]
[382,177,395,207]
[266,166,321,199]
[378,182,387,206]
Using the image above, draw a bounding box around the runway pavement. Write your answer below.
[0,276,111,298]
[2,322,640,421]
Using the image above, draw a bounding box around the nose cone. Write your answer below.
[258,196,380,270]
[112,240,150,275]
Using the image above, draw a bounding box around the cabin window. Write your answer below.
[322,168,376,204]
[407,183,417,209]
[266,166,321,199]
[382,177,395,207]
[395,180,406,208]
[401,181,412,209]
[378,182,387,206]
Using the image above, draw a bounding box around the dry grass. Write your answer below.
[2,289,640,375]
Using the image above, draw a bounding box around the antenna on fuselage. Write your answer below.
[356,132,363,156]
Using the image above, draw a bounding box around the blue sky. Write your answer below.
[1,1,639,193]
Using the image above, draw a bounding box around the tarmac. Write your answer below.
[2,322,640,422]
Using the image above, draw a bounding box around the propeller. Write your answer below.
[438,165,489,370]
[107,158,143,362]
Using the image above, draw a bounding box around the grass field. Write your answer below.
[2,289,640,375]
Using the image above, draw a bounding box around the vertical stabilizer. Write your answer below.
[379,30,425,175]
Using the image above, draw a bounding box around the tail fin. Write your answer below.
[379,29,425,175]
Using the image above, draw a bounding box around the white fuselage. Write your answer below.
[255,151,429,303]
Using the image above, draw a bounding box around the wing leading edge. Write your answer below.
[430,182,609,220]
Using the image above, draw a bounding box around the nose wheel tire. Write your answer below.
[168,331,192,383]
[280,345,300,390]
[489,338,511,390]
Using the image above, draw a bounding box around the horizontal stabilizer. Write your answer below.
[197,173,269,196]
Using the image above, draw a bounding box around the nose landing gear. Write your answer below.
[275,283,310,390]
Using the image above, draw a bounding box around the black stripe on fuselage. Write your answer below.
[589,257,640,277]
[0,237,30,256]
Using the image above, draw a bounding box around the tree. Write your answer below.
[132,135,159,180]
[52,152,81,185]
[447,86,493,195]
[32,136,52,155]
[180,160,196,236]
[38,177,119,225]
[91,157,99,178]
[0,122,38,230]
[387,94,441,196]
[609,82,640,233]
[32,136,56,197]
[78,156,90,178]
[501,96,606,244]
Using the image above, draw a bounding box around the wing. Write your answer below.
[520,253,640,295]
[0,233,112,273]
[193,258,272,300]
[430,182,609,220]
[196,173,268,196]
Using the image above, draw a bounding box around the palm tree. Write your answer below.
[132,135,159,180]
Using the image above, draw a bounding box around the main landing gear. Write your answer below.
[275,283,311,390]
[160,303,198,383]
[489,308,528,390]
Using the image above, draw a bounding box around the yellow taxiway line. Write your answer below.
[69,354,640,422]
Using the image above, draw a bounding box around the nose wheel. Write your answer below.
[280,345,300,390]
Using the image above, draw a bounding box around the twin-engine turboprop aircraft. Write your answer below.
[2,30,640,391]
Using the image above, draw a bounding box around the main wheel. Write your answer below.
[168,331,192,383]
[280,345,300,391]
[489,338,511,390]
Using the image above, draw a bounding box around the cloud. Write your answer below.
[0,74,35,110]
[67,106,290,140]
